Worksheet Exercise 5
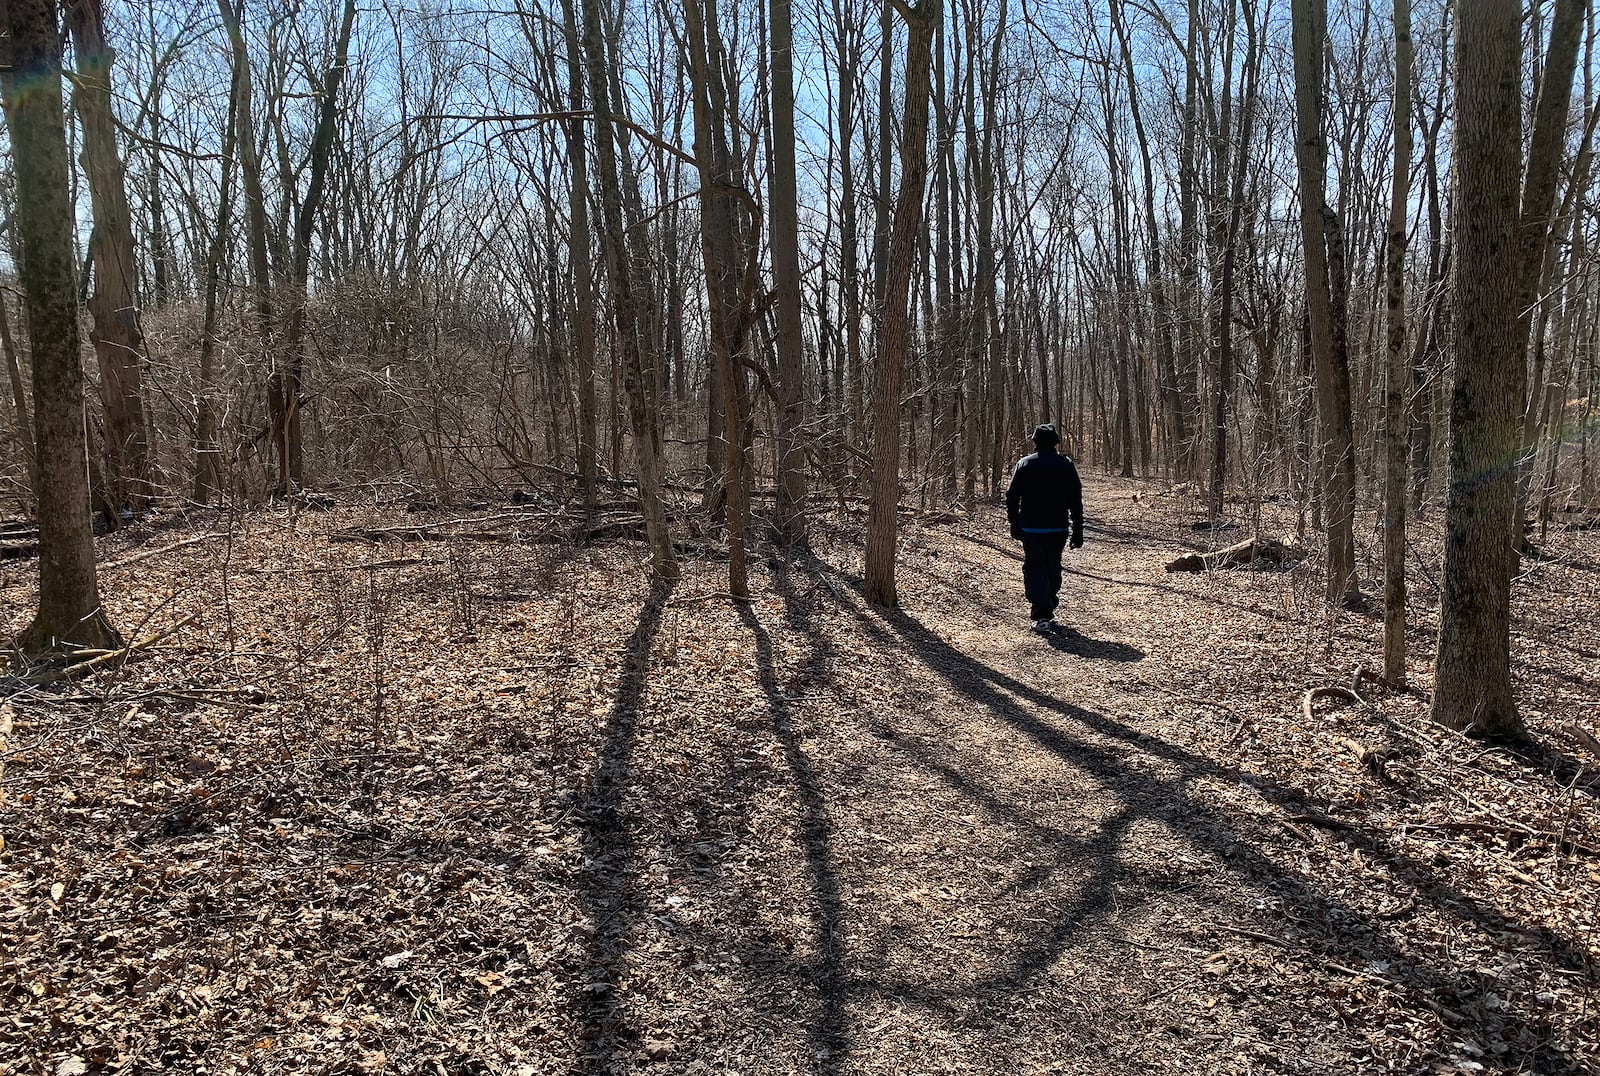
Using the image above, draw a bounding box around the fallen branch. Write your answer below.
[1563,722,1600,762]
[1165,536,1305,573]
[1301,685,1366,724]
[1287,811,1358,831]
[101,532,225,571]
[669,591,756,608]
[245,557,443,574]
[22,613,198,685]
[1215,925,1293,949]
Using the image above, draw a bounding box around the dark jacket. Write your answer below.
[1005,447,1083,540]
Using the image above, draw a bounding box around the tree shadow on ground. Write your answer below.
[738,599,849,1074]
[959,531,1306,627]
[1042,626,1144,662]
[780,556,1591,1070]
[571,575,676,1074]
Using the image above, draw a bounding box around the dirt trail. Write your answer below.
[3,480,1596,1074]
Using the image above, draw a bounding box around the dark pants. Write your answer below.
[1021,533,1068,620]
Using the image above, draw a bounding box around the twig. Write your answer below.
[1287,811,1357,831]
[1216,925,1293,949]
[101,533,224,572]
[244,556,442,574]
[669,591,756,607]
[22,614,197,685]
[1302,685,1365,723]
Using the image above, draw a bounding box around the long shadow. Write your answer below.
[571,576,676,1074]
[738,597,849,1074]
[1042,627,1144,662]
[804,562,1590,1067]
[959,532,1305,629]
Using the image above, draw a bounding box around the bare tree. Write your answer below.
[578,0,677,578]
[864,0,938,607]
[1382,0,1413,684]
[67,0,152,515]
[273,0,357,491]
[1290,0,1360,605]
[2,0,120,653]
[1430,0,1524,737]
[768,0,807,543]
[683,0,753,597]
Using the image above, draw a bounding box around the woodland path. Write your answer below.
[3,480,1596,1074]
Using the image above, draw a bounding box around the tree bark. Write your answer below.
[275,0,356,492]
[768,0,807,543]
[1510,0,1585,558]
[559,0,600,525]
[193,50,241,505]
[1431,0,1522,738]
[67,0,152,515]
[1382,0,1413,685]
[864,0,937,607]
[1290,0,1360,605]
[578,0,677,578]
[2,0,121,653]
[684,0,752,598]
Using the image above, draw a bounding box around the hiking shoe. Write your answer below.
[1030,619,1052,633]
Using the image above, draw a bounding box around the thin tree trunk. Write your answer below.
[578,0,677,577]
[0,288,35,500]
[864,0,938,607]
[2,0,120,653]
[559,0,600,524]
[274,0,356,492]
[1290,0,1360,605]
[1509,0,1585,560]
[684,0,752,597]
[768,0,807,543]
[193,52,241,505]
[68,0,151,514]
[1382,0,1413,685]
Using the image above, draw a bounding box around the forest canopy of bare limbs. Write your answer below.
[1,0,1599,735]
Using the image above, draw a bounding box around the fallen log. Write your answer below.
[1165,536,1306,573]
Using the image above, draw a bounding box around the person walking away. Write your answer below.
[1005,424,1084,633]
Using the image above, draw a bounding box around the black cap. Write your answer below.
[1032,423,1060,447]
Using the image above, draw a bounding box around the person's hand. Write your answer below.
[1070,533,1083,549]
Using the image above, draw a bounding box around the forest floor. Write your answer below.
[2,477,1598,1075]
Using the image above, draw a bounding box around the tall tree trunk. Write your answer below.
[1114,0,1183,475]
[1382,0,1413,685]
[1430,0,1522,738]
[217,0,273,403]
[1510,0,1585,559]
[2,0,121,653]
[559,0,600,524]
[578,0,677,577]
[864,0,938,607]
[1290,0,1360,605]
[684,0,752,597]
[194,52,241,505]
[274,0,356,492]
[932,20,959,500]
[1209,1,1259,519]
[1175,0,1203,480]
[768,0,807,543]
[68,0,151,515]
